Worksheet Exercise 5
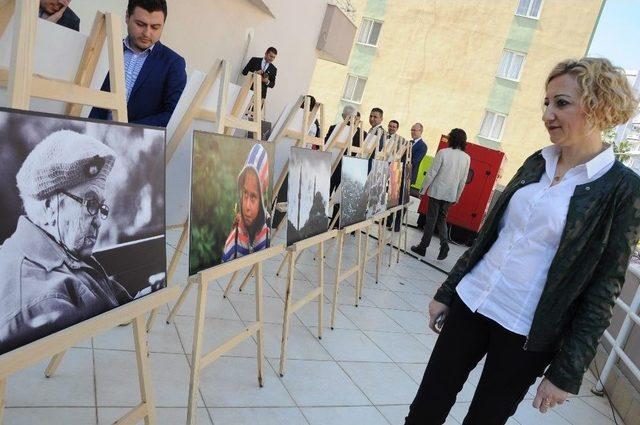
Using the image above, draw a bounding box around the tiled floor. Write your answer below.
[3,224,625,424]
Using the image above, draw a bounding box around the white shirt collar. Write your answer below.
[261,58,268,71]
[541,144,615,180]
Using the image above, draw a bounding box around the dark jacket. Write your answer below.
[0,217,132,355]
[89,41,187,127]
[410,138,427,184]
[434,150,640,394]
[54,7,80,31]
[242,57,277,99]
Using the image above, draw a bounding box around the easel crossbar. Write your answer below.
[200,322,261,369]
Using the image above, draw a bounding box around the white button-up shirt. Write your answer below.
[456,144,615,336]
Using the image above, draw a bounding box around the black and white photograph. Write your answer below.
[287,147,331,246]
[365,158,389,218]
[0,108,166,355]
[339,156,369,228]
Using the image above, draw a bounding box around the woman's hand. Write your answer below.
[428,299,449,333]
[532,378,568,413]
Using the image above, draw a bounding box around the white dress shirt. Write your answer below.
[456,144,615,336]
[261,58,269,72]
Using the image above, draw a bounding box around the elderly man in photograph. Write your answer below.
[89,0,187,127]
[0,130,132,355]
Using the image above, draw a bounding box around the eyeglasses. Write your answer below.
[61,191,110,220]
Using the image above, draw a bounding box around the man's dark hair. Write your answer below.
[448,128,467,151]
[300,95,317,110]
[371,107,384,117]
[389,119,399,127]
[127,0,168,19]
[266,47,278,55]
[356,111,361,117]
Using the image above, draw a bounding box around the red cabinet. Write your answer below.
[418,135,505,233]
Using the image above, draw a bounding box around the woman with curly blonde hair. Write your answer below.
[406,57,640,425]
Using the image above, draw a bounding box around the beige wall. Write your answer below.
[308,0,602,183]
[72,0,328,123]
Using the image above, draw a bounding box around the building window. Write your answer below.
[479,111,507,141]
[357,18,383,46]
[497,50,526,81]
[342,74,367,103]
[515,0,543,19]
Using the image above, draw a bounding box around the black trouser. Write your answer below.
[405,296,555,425]
[420,197,451,248]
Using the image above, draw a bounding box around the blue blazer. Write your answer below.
[89,41,187,127]
[410,138,428,183]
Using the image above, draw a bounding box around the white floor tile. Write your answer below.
[338,305,405,333]
[262,322,331,361]
[275,359,370,407]
[6,348,94,407]
[302,406,389,425]
[95,350,193,407]
[365,330,431,363]
[382,309,430,334]
[98,407,212,425]
[339,361,418,405]
[554,397,616,425]
[210,407,309,425]
[198,356,294,407]
[4,407,96,425]
[173,316,257,357]
[319,328,392,363]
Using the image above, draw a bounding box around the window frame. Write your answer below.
[496,49,527,82]
[515,0,544,19]
[356,17,383,47]
[479,110,507,142]
[341,74,367,104]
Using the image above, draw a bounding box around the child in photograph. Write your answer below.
[222,144,270,262]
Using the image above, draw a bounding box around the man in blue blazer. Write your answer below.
[89,0,186,128]
[410,122,428,184]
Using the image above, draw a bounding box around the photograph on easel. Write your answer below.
[287,147,331,246]
[189,131,274,275]
[403,161,412,205]
[339,156,369,228]
[366,158,389,218]
[387,160,403,208]
[0,107,166,355]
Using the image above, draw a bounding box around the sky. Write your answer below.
[588,0,640,71]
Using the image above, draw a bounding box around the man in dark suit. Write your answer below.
[39,0,80,31]
[242,47,278,99]
[89,0,187,127]
[409,122,429,229]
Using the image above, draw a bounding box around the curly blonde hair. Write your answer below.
[546,58,638,131]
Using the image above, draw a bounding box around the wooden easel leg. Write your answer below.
[148,222,189,332]
[132,315,157,425]
[44,350,66,378]
[360,227,370,300]
[275,251,290,277]
[238,264,255,292]
[317,241,324,339]
[356,229,363,302]
[166,279,196,324]
[7,0,36,110]
[255,262,265,387]
[222,270,239,298]
[186,277,207,425]
[388,212,395,267]
[375,221,382,284]
[331,232,344,330]
[0,378,6,425]
[278,252,296,376]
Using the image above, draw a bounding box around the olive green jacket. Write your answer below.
[434,150,640,394]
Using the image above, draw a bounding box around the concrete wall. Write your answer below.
[308,0,603,182]
[72,0,328,123]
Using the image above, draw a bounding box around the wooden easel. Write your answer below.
[182,245,284,425]
[145,61,263,331]
[330,219,373,328]
[0,4,176,425]
[278,229,337,376]
[0,0,127,120]
[395,138,413,263]
[230,95,326,294]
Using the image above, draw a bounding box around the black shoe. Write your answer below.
[410,244,426,256]
[437,246,449,260]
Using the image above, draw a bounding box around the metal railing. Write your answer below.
[593,264,640,394]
